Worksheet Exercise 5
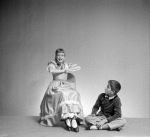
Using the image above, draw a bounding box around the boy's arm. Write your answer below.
[107,97,122,122]
[91,94,101,115]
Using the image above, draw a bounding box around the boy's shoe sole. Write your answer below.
[116,127,122,131]
[85,126,91,130]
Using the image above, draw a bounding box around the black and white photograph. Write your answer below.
[0,0,149,137]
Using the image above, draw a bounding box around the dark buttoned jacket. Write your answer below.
[91,93,122,122]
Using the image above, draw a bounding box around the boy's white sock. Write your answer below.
[90,125,98,130]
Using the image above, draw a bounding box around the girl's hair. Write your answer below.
[108,80,121,94]
[55,48,65,56]
[55,48,65,65]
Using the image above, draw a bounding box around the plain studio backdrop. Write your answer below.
[0,0,149,118]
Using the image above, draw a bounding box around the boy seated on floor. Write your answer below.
[85,80,126,131]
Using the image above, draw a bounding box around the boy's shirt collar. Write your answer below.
[105,94,117,100]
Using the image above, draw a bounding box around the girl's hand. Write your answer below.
[68,63,77,68]
[67,66,81,72]
[89,114,96,117]
[64,65,81,73]
[64,68,70,73]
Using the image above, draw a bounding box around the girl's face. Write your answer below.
[56,52,65,63]
[105,84,115,97]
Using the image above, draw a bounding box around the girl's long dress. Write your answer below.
[39,61,83,126]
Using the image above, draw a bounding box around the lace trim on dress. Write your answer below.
[40,100,82,120]
[58,100,81,108]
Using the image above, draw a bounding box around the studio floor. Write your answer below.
[0,116,149,137]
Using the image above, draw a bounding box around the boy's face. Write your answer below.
[56,52,65,63]
[105,84,115,97]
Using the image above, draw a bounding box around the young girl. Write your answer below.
[39,48,83,132]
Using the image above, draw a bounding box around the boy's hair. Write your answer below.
[108,80,121,94]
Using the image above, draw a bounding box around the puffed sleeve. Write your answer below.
[47,60,56,72]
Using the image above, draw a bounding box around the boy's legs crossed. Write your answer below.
[85,115,126,130]
[107,118,126,130]
[85,115,97,125]
[85,115,106,125]
[85,115,110,130]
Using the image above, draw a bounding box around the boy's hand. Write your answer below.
[89,114,96,117]
[96,119,108,127]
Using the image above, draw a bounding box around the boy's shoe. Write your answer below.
[96,124,101,130]
[116,127,122,131]
[85,125,91,130]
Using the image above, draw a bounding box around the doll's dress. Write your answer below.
[39,61,83,126]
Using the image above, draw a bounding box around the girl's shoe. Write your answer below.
[72,125,79,132]
[71,115,79,132]
[65,118,72,131]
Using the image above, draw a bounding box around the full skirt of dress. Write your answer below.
[39,80,83,126]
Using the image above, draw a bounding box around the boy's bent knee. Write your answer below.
[85,115,93,125]
[85,115,97,125]
[85,116,90,124]
[117,118,126,127]
[121,118,126,126]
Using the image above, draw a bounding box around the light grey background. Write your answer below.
[0,0,149,118]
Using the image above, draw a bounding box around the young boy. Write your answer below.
[85,80,126,131]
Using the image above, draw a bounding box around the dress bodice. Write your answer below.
[47,60,69,81]
[52,73,68,81]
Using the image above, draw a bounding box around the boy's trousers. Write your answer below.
[85,115,126,130]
